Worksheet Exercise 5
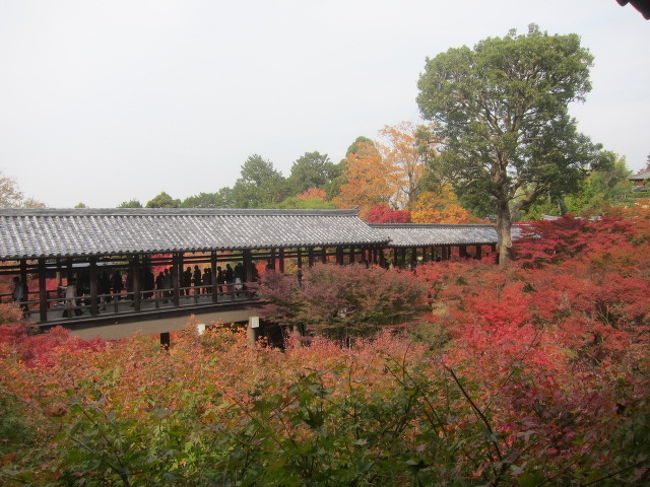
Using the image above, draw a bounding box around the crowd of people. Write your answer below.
[9,261,259,318]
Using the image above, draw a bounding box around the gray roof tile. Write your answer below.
[0,208,389,259]
[370,223,497,247]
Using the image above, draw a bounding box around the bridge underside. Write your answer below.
[61,300,263,340]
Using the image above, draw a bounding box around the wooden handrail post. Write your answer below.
[132,255,141,312]
[211,251,218,303]
[38,258,47,323]
[89,257,99,316]
[172,253,180,307]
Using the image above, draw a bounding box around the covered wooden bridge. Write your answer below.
[0,208,498,340]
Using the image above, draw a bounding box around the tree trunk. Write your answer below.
[496,201,514,266]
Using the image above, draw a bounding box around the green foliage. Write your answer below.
[522,153,634,219]
[287,151,340,195]
[117,199,143,208]
[272,196,337,210]
[74,202,87,209]
[417,24,602,257]
[146,191,181,208]
[231,154,289,208]
[0,393,32,455]
[180,188,233,208]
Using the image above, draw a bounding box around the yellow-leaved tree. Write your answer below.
[335,122,433,217]
[411,186,478,224]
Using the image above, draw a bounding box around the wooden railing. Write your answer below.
[0,282,259,324]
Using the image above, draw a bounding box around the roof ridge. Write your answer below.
[0,208,360,217]
[369,223,495,228]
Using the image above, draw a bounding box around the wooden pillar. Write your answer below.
[211,251,218,303]
[55,258,62,287]
[392,247,398,267]
[270,248,277,271]
[160,332,170,349]
[171,253,180,307]
[308,247,315,267]
[89,257,99,316]
[19,259,27,288]
[378,248,386,267]
[38,258,47,323]
[399,248,406,268]
[243,250,254,281]
[411,247,417,268]
[460,245,468,259]
[132,255,141,312]
[475,244,482,260]
[361,247,368,267]
[279,248,285,273]
[296,248,303,269]
[349,247,355,264]
[336,246,344,265]
[320,247,327,264]
[66,258,73,284]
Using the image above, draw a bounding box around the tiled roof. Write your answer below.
[0,208,389,259]
[628,170,650,180]
[370,223,497,247]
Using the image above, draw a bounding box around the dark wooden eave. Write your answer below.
[617,0,650,19]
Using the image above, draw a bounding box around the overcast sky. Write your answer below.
[0,0,648,207]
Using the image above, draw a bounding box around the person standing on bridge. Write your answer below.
[202,267,211,294]
[182,266,192,296]
[112,271,123,300]
[192,265,202,296]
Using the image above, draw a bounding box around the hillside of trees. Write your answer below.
[0,199,648,485]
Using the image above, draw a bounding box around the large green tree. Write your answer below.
[181,187,234,208]
[117,199,143,208]
[145,191,180,208]
[417,25,601,264]
[287,151,340,195]
[231,155,288,208]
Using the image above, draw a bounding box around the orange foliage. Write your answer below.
[411,187,478,223]
[335,122,430,217]
[297,187,327,200]
[378,122,427,209]
[334,141,397,218]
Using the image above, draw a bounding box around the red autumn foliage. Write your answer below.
[365,204,411,223]
[0,208,648,484]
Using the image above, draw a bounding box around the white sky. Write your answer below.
[0,0,648,207]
